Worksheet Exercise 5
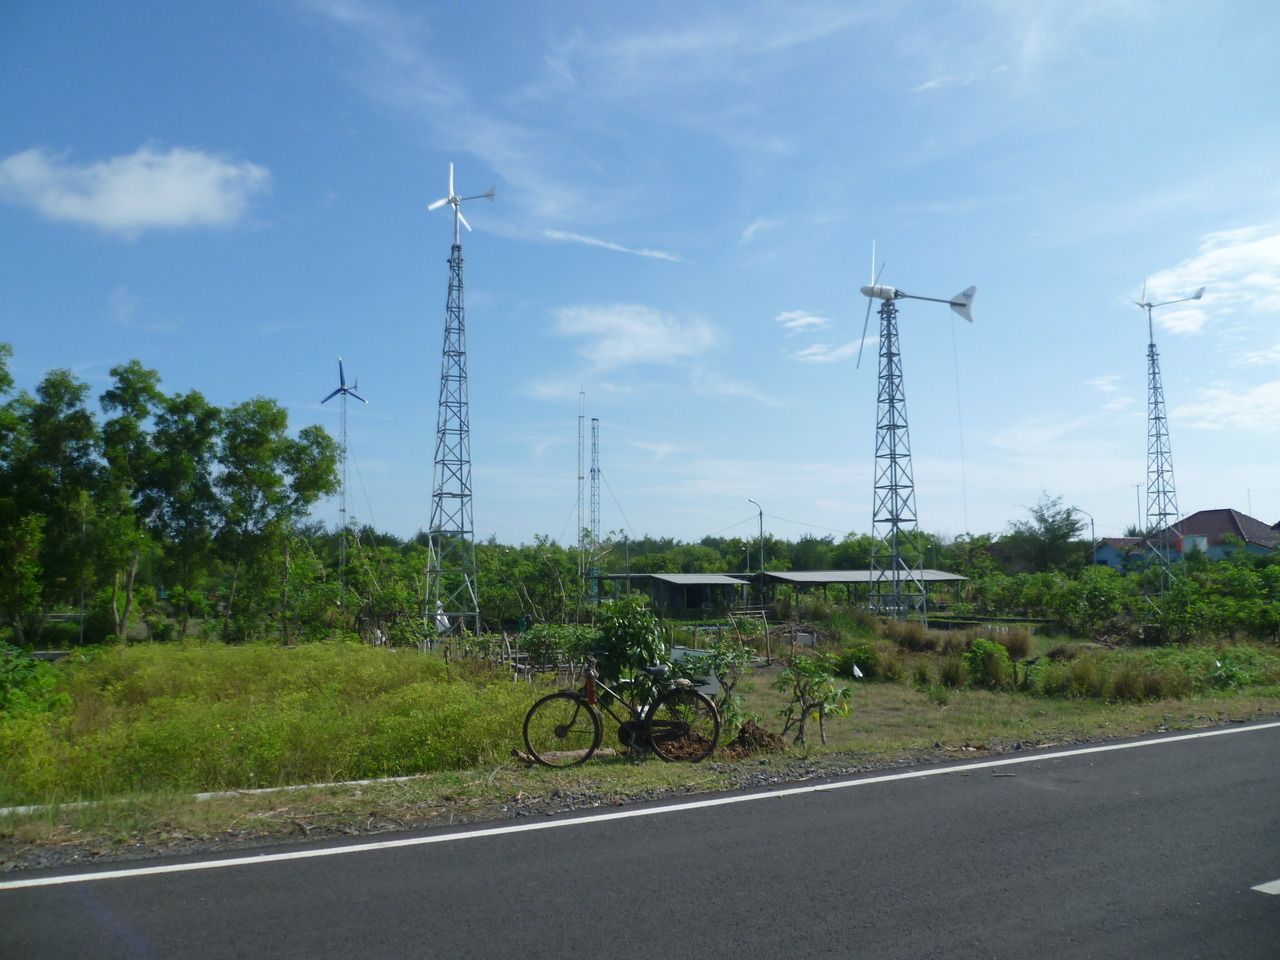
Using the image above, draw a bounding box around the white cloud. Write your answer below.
[913,65,1008,92]
[553,304,717,369]
[690,369,781,406]
[791,340,863,364]
[0,144,270,237]
[775,310,831,335]
[631,440,684,462]
[1085,374,1122,392]
[1174,381,1280,433]
[1144,223,1280,336]
[108,286,182,333]
[542,229,681,262]
[741,217,781,243]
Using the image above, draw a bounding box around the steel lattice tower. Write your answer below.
[425,241,480,640]
[869,298,926,620]
[1145,333,1179,540]
[1134,283,1203,583]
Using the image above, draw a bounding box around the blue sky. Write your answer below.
[3,0,1279,549]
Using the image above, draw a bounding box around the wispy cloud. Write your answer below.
[1175,380,1280,433]
[631,440,684,462]
[542,229,681,262]
[741,217,781,243]
[913,65,1008,92]
[109,286,183,333]
[1143,223,1280,338]
[553,304,717,370]
[790,340,863,364]
[775,310,831,335]
[691,369,781,406]
[0,144,270,237]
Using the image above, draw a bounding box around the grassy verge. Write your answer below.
[2,641,1279,870]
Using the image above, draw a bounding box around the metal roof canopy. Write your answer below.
[763,569,966,584]
[603,573,750,587]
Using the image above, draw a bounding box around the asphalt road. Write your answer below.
[3,723,1279,959]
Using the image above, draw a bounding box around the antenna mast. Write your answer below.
[590,417,601,600]
[577,391,586,577]
[424,164,494,643]
[1134,282,1203,585]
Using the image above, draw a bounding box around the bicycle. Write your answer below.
[522,653,721,768]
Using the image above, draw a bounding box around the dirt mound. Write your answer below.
[720,718,788,759]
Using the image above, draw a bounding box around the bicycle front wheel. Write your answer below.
[523,692,603,768]
[645,687,721,762]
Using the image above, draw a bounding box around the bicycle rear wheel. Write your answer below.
[645,687,720,762]
[523,692,603,768]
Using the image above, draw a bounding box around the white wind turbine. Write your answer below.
[857,243,975,622]
[427,163,495,245]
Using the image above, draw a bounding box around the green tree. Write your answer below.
[1000,493,1086,573]
[149,390,221,634]
[96,361,165,639]
[10,370,99,639]
[214,398,339,640]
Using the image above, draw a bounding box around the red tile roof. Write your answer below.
[1162,509,1279,550]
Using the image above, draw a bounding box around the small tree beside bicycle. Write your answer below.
[522,596,722,767]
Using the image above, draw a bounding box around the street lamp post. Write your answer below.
[1078,508,1096,567]
[747,499,763,605]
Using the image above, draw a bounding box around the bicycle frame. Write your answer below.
[582,661,653,728]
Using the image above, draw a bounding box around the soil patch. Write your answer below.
[721,718,788,759]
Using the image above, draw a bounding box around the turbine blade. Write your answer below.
[458,210,472,232]
[321,389,341,404]
[338,358,346,387]
[856,296,873,369]
[349,390,368,404]
[448,162,454,198]
[950,286,976,323]
[427,197,449,211]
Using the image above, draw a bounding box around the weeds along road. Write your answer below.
[3,722,1279,960]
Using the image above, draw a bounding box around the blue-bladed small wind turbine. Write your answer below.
[322,357,368,599]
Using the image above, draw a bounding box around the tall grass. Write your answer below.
[0,642,535,805]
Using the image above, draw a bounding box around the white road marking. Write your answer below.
[1252,878,1280,895]
[3,719,1279,892]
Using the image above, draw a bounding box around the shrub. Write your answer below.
[912,659,931,689]
[834,642,878,680]
[963,639,1013,690]
[939,653,967,689]
[995,628,1033,661]
[875,648,906,683]
[940,634,973,656]
[883,620,936,652]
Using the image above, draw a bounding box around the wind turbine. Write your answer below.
[1134,280,1204,584]
[858,245,975,622]
[427,162,496,246]
[321,358,368,600]
[424,163,494,645]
